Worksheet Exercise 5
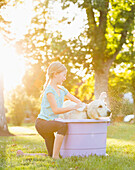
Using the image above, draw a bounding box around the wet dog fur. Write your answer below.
[59,92,111,120]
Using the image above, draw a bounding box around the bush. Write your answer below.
[109,95,133,121]
[120,99,133,116]
[8,100,25,126]
[5,85,41,126]
[6,86,27,126]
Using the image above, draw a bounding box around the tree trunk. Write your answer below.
[94,61,111,106]
[0,72,13,136]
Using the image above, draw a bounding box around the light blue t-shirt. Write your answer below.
[37,85,68,120]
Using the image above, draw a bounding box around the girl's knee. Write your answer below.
[58,123,68,136]
[63,123,68,132]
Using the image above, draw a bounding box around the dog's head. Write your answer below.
[86,92,111,119]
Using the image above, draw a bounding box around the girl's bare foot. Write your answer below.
[52,156,60,160]
[17,150,24,156]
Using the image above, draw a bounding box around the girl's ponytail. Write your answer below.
[40,73,50,98]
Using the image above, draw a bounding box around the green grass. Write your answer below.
[0,122,135,169]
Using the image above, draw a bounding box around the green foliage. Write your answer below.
[22,64,45,98]
[108,63,134,117]
[51,36,83,91]
[5,85,41,126]
[59,0,134,97]
[15,0,55,97]
[15,0,134,99]
[0,0,18,42]
[6,86,26,126]
[0,0,10,30]
[77,75,95,102]
[121,99,133,116]
[16,0,83,97]
[109,92,133,118]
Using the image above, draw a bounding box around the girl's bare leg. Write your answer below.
[17,150,47,156]
[52,134,64,159]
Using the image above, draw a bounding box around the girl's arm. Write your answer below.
[65,92,82,103]
[47,93,83,115]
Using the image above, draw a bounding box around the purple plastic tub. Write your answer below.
[58,119,110,158]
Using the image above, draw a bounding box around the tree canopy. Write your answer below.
[17,0,134,103]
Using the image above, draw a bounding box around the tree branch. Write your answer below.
[110,5,135,63]
[84,1,97,38]
[112,30,127,61]
[99,0,109,34]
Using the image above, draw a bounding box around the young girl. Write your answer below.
[17,61,83,159]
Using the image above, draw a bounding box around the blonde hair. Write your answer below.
[41,61,67,97]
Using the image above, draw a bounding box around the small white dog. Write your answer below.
[59,92,111,120]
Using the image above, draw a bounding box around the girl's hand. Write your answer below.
[77,103,86,111]
[73,103,84,110]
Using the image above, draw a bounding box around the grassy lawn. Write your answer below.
[0,122,135,169]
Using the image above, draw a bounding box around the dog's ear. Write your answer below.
[84,104,89,112]
[99,92,107,101]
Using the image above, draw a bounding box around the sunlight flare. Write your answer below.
[0,36,26,92]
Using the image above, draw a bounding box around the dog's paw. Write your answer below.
[17,150,24,156]
[109,113,112,119]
